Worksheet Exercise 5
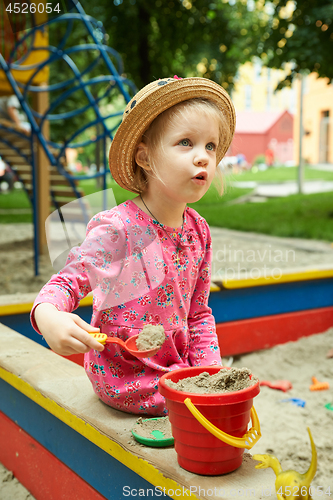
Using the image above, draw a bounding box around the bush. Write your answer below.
[252,154,266,166]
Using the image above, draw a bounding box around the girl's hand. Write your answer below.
[34,303,104,356]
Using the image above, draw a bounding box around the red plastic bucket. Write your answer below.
[159,366,260,475]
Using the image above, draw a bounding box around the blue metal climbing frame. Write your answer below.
[0,2,136,275]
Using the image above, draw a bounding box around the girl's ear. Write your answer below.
[135,142,152,171]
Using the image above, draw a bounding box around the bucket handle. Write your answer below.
[184,398,261,450]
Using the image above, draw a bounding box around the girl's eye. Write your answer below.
[179,139,190,147]
[206,143,216,151]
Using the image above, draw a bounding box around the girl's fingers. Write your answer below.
[72,328,104,352]
[70,316,103,351]
[72,315,100,333]
[67,336,94,354]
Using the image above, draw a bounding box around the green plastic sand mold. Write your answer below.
[131,418,175,448]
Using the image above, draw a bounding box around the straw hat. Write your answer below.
[109,76,236,193]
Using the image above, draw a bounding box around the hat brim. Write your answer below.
[109,77,236,193]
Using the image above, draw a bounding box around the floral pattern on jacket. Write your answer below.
[31,200,221,415]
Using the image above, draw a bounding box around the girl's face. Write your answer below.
[145,109,220,205]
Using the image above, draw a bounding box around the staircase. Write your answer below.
[0,120,84,211]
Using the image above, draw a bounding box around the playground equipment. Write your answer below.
[0,1,136,274]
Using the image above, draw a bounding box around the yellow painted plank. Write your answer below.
[79,295,94,306]
[1,269,331,316]
[222,269,333,289]
[0,295,93,316]
[0,366,198,500]
[0,302,34,316]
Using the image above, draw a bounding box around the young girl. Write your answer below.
[31,76,236,416]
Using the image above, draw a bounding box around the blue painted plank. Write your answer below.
[209,279,333,323]
[0,306,92,348]
[0,379,172,500]
[2,279,333,336]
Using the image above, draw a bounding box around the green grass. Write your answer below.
[79,178,251,206]
[0,189,31,209]
[193,191,333,241]
[1,170,333,241]
[233,165,333,183]
[0,189,32,223]
[78,177,333,241]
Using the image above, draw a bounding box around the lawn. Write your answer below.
[0,188,32,223]
[232,165,333,183]
[193,191,333,241]
[1,167,333,241]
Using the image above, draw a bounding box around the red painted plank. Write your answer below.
[62,352,84,366]
[216,306,333,356]
[0,411,106,500]
[57,308,333,364]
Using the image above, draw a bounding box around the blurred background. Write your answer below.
[0,0,332,284]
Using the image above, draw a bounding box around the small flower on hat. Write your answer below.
[173,75,182,79]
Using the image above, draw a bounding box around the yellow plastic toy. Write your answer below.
[253,427,317,499]
[184,398,261,449]
[89,333,108,345]
[88,333,161,358]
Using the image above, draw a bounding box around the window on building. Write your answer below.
[254,60,262,82]
[266,87,271,111]
[245,85,252,110]
[319,110,330,163]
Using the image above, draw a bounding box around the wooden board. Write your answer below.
[0,324,275,500]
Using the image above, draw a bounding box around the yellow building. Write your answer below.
[294,74,333,165]
[231,60,297,114]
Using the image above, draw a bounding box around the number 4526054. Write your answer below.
[276,486,331,497]
[6,3,61,14]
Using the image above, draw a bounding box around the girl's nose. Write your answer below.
[193,149,209,166]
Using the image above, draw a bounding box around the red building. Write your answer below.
[229,110,294,165]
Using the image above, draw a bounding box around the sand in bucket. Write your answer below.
[159,366,261,475]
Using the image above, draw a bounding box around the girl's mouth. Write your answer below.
[192,177,206,185]
[192,172,207,185]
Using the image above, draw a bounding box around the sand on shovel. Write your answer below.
[135,324,165,351]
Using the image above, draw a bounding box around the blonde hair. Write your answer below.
[133,98,229,195]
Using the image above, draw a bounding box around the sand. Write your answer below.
[132,416,173,441]
[1,223,332,497]
[1,223,333,297]
[2,327,332,497]
[231,327,333,494]
[136,324,165,351]
[165,367,258,393]
[0,465,35,500]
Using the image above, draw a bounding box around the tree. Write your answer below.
[89,0,265,90]
[254,0,333,88]
[45,0,266,143]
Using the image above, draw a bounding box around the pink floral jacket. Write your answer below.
[31,200,221,415]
